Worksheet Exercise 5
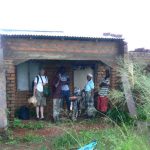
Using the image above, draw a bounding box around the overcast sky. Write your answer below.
[0,0,150,50]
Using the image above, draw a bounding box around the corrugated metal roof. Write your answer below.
[0,29,123,41]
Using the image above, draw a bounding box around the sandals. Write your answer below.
[40,118,45,120]
[36,117,45,121]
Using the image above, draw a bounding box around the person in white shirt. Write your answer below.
[33,68,48,120]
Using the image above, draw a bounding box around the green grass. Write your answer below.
[20,133,46,143]
[0,119,47,145]
[2,132,46,145]
[1,117,149,149]
[38,145,49,150]
[12,118,46,129]
[51,127,149,150]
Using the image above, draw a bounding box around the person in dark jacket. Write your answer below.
[52,70,62,123]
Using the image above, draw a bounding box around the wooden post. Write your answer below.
[0,36,8,134]
[121,72,137,118]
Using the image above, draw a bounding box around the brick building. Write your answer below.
[0,30,126,129]
[129,48,150,74]
[129,48,150,63]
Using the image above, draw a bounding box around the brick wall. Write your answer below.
[5,38,119,55]
[111,67,120,89]
[4,37,123,67]
[5,60,16,119]
[16,91,32,107]
[95,64,118,90]
[129,51,150,63]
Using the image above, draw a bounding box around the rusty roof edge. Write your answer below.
[0,29,124,41]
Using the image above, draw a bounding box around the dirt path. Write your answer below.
[1,118,110,150]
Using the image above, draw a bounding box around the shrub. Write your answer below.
[106,108,134,125]
[136,105,147,121]
[108,89,125,107]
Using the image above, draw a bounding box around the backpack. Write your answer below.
[39,75,50,97]
[18,106,30,120]
[32,75,50,97]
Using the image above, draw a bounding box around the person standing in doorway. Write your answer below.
[33,68,48,120]
[51,70,62,123]
[97,69,110,113]
[84,73,96,118]
[59,67,70,114]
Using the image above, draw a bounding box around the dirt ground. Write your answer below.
[1,117,110,150]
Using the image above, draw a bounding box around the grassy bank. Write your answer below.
[52,126,149,150]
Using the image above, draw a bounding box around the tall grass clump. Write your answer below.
[107,58,150,123]
[51,58,150,150]
[118,58,150,121]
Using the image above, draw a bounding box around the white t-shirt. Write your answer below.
[59,74,70,91]
[34,75,48,92]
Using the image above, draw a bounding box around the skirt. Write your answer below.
[97,96,108,112]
